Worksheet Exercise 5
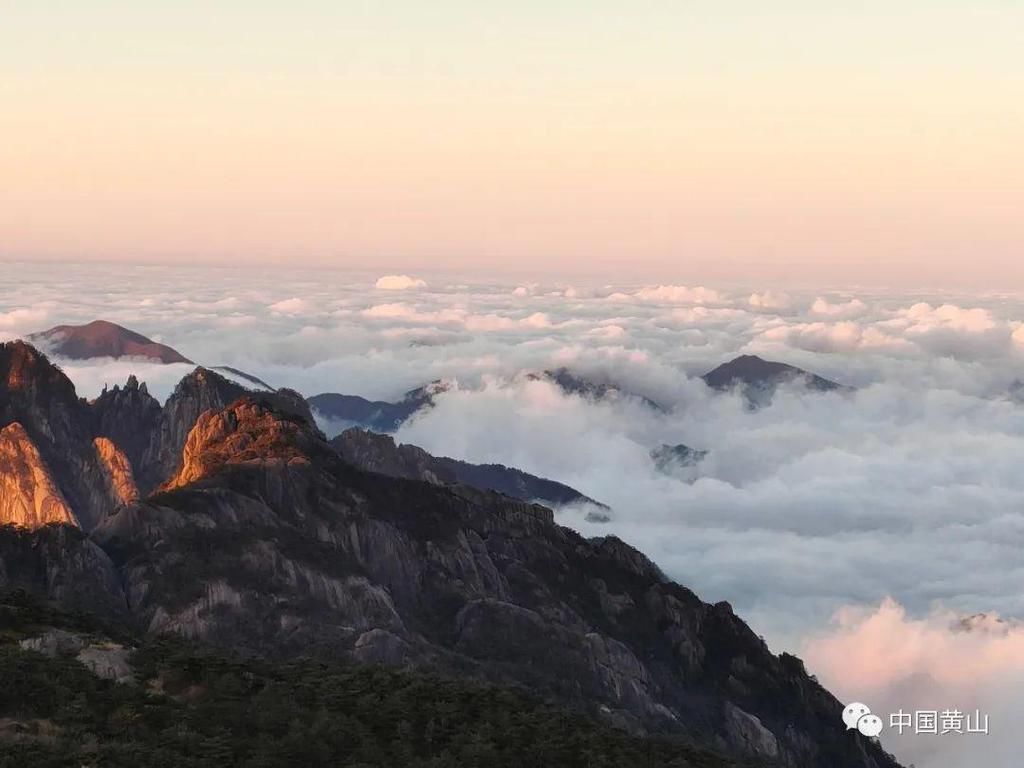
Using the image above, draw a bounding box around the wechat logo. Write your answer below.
[843,702,884,738]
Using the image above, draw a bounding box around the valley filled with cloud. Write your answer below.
[4,261,1024,766]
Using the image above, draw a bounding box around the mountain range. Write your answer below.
[24,320,851,423]
[0,339,900,768]
[309,358,850,433]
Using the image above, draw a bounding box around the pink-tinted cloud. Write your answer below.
[804,598,1024,692]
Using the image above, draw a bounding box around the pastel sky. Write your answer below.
[1,2,1021,285]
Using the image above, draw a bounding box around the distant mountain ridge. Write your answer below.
[331,427,604,509]
[309,370,667,436]
[308,381,450,434]
[528,368,667,411]
[311,356,848,436]
[29,320,193,364]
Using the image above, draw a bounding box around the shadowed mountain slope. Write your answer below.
[0,343,902,768]
[331,427,604,508]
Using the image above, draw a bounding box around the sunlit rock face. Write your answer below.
[0,341,115,530]
[0,422,78,529]
[92,437,139,506]
[160,398,315,492]
[139,366,314,493]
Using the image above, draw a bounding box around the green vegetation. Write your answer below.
[0,591,751,768]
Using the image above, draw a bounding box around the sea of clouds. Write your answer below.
[4,261,1024,766]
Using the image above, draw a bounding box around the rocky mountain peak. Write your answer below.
[93,374,162,477]
[702,354,848,408]
[703,354,843,392]
[138,366,315,492]
[121,373,148,395]
[162,398,319,491]
[0,340,79,403]
[171,367,314,425]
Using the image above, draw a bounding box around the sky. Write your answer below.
[1,1,1022,285]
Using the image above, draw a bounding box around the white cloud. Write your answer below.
[898,302,998,333]
[362,302,451,322]
[0,305,52,335]
[757,321,866,353]
[361,303,554,333]
[375,274,428,290]
[520,312,551,329]
[748,290,792,311]
[608,284,729,305]
[811,297,869,318]
[268,297,312,315]
[587,324,628,339]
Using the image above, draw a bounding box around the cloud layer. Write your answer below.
[3,262,1024,767]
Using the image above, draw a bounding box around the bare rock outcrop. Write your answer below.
[140,367,315,492]
[0,423,78,528]
[161,400,315,491]
[93,437,140,505]
[20,629,134,684]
